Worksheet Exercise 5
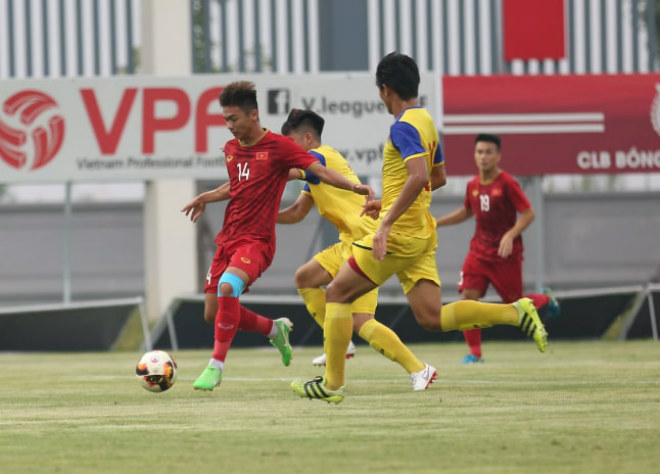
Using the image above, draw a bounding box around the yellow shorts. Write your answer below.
[314,241,378,315]
[352,231,441,295]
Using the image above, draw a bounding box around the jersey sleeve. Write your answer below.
[389,121,426,161]
[302,150,325,185]
[505,175,531,212]
[433,143,445,166]
[463,180,473,210]
[278,135,318,170]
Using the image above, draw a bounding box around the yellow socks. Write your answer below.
[358,319,425,374]
[323,303,353,390]
[440,300,519,331]
[298,287,326,328]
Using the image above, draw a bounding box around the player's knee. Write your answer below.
[325,281,350,303]
[218,282,235,297]
[217,272,245,297]
[293,267,307,289]
[415,311,442,331]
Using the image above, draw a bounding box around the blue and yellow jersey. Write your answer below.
[301,145,378,244]
[381,106,443,239]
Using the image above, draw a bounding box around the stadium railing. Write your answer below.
[0,297,149,351]
[148,285,660,351]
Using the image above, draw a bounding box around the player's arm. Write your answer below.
[498,206,535,258]
[288,169,304,181]
[430,164,447,190]
[373,155,428,260]
[277,193,315,224]
[181,181,231,223]
[306,161,374,200]
[435,205,473,227]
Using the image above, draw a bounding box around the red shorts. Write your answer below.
[204,240,273,295]
[457,252,522,303]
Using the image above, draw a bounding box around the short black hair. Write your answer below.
[219,81,258,113]
[475,133,501,151]
[375,52,420,100]
[280,108,325,139]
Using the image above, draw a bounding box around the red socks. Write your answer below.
[238,305,273,336]
[212,296,240,362]
[463,328,482,358]
[524,293,550,309]
[213,298,276,362]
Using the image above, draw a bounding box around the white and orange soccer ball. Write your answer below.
[135,350,178,393]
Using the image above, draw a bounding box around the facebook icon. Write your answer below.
[267,89,290,115]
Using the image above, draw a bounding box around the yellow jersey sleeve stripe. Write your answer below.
[402,152,428,163]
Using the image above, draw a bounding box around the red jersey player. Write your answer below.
[436,134,559,364]
[182,81,373,391]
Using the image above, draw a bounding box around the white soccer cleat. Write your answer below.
[312,340,356,366]
[410,363,438,391]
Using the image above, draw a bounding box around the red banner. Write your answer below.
[442,74,660,176]
[503,0,565,60]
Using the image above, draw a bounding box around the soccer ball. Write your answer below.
[135,350,178,393]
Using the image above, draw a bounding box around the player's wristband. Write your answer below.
[298,169,306,180]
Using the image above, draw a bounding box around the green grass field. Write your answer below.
[1,340,658,474]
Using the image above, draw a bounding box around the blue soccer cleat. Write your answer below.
[461,353,485,364]
[542,286,561,318]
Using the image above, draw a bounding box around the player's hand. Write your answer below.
[352,183,375,202]
[372,225,391,261]
[498,233,514,258]
[181,198,206,223]
[361,199,382,220]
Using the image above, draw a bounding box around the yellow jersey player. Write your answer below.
[277,108,434,390]
[291,52,548,404]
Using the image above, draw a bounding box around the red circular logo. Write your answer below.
[0,90,65,171]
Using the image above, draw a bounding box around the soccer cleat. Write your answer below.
[515,297,548,353]
[461,353,485,364]
[269,317,293,366]
[542,286,562,318]
[312,340,357,366]
[410,363,438,391]
[192,365,222,391]
[291,376,345,404]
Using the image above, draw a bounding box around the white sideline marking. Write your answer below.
[69,375,660,385]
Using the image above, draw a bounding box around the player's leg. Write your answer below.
[291,257,378,403]
[291,235,418,401]
[294,245,358,365]
[323,260,377,389]
[220,244,293,366]
[349,286,433,388]
[295,258,332,327]
[403,254,547,352]
[399,250,444,332]
[235,304,293,366]
[440,296,547,352]
[203,292,218,325]
[460,289,486,364]
[202,258,220,325]
[458,255,489,363]
[354,311,436,390]
[194,266,249,391]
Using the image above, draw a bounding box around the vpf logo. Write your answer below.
[652,84,660,137]
[0,90,65,171]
